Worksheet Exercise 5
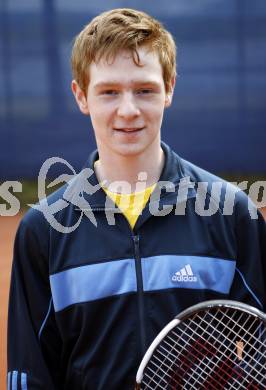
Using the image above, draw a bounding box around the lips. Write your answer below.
[114,127,144,133]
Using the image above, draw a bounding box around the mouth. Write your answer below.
[113,127,144,133]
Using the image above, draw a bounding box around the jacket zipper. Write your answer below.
[133,234,146,357]
[92,206,148,355]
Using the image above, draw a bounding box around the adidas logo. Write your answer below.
[172,264,197,282]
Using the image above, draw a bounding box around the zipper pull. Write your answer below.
[133,235,139,243]
[133,235,140,256]
[133,234,139,246]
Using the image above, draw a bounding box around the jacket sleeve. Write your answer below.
[8,215,63,389]
[229,195,266,312]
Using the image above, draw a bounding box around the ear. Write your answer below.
[71,80,90,115]
[165,76,176,108]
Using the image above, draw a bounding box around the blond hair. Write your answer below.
[71,8,176,94]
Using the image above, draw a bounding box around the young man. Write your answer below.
[8,8,266,390]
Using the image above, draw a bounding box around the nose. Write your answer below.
[117,93,140,119]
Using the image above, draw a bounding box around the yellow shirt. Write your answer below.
[104,185,156,229]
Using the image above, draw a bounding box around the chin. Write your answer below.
[112,143,148,157]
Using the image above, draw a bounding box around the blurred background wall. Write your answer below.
[0,0,265,180]
[0,1,266,387]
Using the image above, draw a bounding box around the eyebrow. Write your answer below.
[93,80,162,90]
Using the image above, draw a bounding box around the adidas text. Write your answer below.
[172,275,197,282]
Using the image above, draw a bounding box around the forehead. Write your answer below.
[88,47,164,88]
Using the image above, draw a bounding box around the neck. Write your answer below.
[94,144,164,194]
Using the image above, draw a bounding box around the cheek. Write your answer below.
[90,106,114,130]
[146,103,165,121]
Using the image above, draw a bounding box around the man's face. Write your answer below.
[73,47,174,158]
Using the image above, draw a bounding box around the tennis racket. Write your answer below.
[135,300,266,389]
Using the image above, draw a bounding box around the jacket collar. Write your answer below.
[77,141,187,210]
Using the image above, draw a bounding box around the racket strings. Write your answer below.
[171,310,249,389]
[184,309,249,389]
[155,341,212,390]
[140,307,266,389]
[144,341,205,390]
[149,329,262,390]
[142,314,205,389]
[151,350,199,389]
[167,311,241,389]
[166,331,245,389]
[191,309,266,380]
[220,309,266,352]
[183,310,266,386]
[145,330,241,390]
[184,309,245,389]
[145,322,244,390]
[142,363,169,389]
[160,340,233,390]
[202,310,266,389]
[219,310,266,384]
[151,323,215,389]
[167,309,253,389]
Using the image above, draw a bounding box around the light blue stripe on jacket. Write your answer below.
[50,258,137,311]
[7,372,11,390]
[142,255,236,294]
[12,371,18,390]
[21,372,27,390]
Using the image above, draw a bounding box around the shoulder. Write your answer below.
[19,166,98,238]
[179,157,253,216]
[20,182,68,231]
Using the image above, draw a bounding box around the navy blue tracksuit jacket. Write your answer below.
[8,143,266,389]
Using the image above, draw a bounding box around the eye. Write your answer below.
[136,88,153,95]
[101,90,118,96]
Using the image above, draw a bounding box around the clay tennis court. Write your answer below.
[1,208,266,388]
[0,214,22,387]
